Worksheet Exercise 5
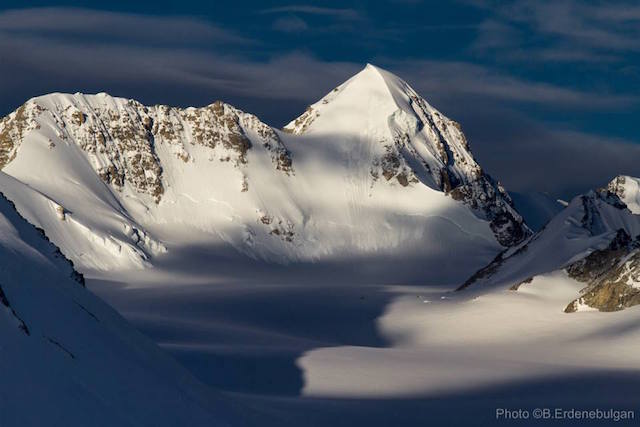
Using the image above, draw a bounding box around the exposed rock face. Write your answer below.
[282,106,318,135]
[605,175,640,214]
[0,94,293,203]
[566,229,632,282]
[450,177,528,247]
[607,175,629,199]
[565,230,640,312]
[62,99,165,201]
[0,103,44,168]
[509,276,533,291]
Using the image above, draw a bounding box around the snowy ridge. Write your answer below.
[459,176,640,312]
[0,191,229,426]
[0,65,527,273]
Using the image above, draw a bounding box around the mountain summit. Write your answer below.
[0,64,528,277]
[286,64,529,246]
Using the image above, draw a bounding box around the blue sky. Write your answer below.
[1,1,639,197]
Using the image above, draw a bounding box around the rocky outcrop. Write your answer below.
[566,229,633,282]
[607,175,629,199]
[389,79,528,247]
[62,100,165,201]
[0,103,44,168]
[565,230,640,312]
[0,95,294,203]
[509,276,533,291]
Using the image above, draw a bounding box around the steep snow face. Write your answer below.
[0,192,228,426]
[284,64,529,246]
[0,65,526,273]
[460,176,640,312]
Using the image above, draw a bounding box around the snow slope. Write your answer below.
[298,271,640,403]
[291,184,640,403]
[0,190,229,426]
[0,64,527,276]
[285,64,529,247]
[459,176,640,312]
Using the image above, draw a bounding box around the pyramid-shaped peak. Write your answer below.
[350,63,403,91]
[345,62,395,92]
[283,63,432,136]
[362,62,385,74]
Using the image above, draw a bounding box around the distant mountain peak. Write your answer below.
[459,175,640,312]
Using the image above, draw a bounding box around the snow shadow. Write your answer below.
[86,236,494,397]
[233,369,640,426]
[90,270,395,396]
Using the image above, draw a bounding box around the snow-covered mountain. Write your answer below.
[0,64,528,274]
[459,175,640,312]
[284,64,528,247]
[0,191,228,426]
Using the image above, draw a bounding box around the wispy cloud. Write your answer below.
[468,114,640,198]
[0,7,253,46]
[388,59,636,109]
[1,8,634,115]
[470,0,640,62]
[272,15,309,33]
[259,5,362,20]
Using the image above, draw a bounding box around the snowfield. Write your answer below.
[301,272,640,398]
[0,192,231,426]
[1,64,639,426]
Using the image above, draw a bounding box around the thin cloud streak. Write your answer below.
[388,60,637,109]
[272,15,309,33]
[0,7,254,46]
[470,0,640,62]
[258,5,362,20]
